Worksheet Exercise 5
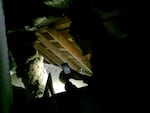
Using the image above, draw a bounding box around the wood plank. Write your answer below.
[60,30,83,54]
[53,16,71,30]
[40,27,93,76]
[34,43,63,65]
[54,16,71,26]
[54,16,71,25]
[35,31,81,73]
[38,51,53,64]
[54,22,70,30]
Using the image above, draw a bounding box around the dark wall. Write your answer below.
[0,1,13,113]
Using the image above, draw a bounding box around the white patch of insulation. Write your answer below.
[10,62,88,95]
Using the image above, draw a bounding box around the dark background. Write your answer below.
[1,0,147,113]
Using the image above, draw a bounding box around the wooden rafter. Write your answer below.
[34,16,93,76]
[35,31,81,72]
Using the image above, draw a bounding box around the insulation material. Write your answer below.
[44,63,88,94]
[22,54,48,98]
[44,63,65,93]
[10,72,25,88]
[10,50,49,98]
[44,0,73,9]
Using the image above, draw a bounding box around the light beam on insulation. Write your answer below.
[44,63,88,94]
[10,63,88,94]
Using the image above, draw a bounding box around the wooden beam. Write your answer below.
[53,16,71,30]
[40,27,92,76]
[60,29,83,54]
[34,43,63,65]
[35,31,80,72]
[54,22,70,30]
